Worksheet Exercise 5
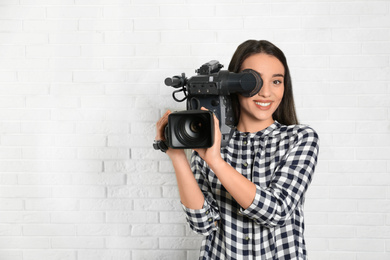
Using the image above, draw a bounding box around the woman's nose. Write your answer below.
[258,82,271,97]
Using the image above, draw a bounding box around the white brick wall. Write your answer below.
[0,0,389,259]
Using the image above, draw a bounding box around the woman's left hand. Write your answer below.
[194,107,224,169]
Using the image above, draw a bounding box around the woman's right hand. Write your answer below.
[155,110,170,141]
[155,110,186,158]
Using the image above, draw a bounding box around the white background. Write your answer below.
[0,0,389,259]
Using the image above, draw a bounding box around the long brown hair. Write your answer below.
[228,40,299,126]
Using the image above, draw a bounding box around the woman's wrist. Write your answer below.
[166,148,186,160]
[206,156,226,172]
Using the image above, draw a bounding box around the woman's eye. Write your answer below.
[273,80,282,85]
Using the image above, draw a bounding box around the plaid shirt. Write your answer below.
[182,121,319,260]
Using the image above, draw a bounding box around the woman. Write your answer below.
[155,40,319,259]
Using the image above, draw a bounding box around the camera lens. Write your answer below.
[166,110,214,149]
[177,115,209,146]
[190,121,202,133]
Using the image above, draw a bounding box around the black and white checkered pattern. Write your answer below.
[182,121,319,260]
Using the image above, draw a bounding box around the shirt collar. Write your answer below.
[233,121,282,140]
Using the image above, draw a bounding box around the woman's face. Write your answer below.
[237,53,285,132]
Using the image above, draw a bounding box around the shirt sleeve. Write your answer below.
[240,126,320,228]
[181,152,220,236]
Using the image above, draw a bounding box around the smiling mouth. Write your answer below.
[254,101,272,110]
[255,102,271,107]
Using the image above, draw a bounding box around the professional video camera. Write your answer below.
[164,60,263,149]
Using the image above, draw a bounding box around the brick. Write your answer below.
[0,6,45,19]
[0,58,48,70]
[108,186,161,198]
[51,212,104,223]
[328,213,384,226]
[0,251,22,260]
[0,32,47,44]
[305,225,355,239]
[160,4,214,17]
[106,211,158,224]
[305,199,357,213]
[302,15,359,28]
[23,250,76,260]
[80,199,133,210]
[329,238,384,252]
[0,199,24,210]
[329,186,386,199]
[23,224,75,236]
[52,186,106,198]
[25,199,79,210]
[245,16,301,29]
[131,223,185,237]
[133,198,182,212]
[77,224,130,236]
[329,108,387,121]
[81,44,135,57]
[330,2,388,15]
[51,237,105,249]
[0,186,51,198]
[47,6,102,19]
[104,32,160,44]
[77,147,130,160]
[22,147,76,160]
[216,3,270,16]
[104,5,159,18]
[332,28,390,42]
[71,173,126,185]
[23,20,78,32]
[159,237,202,249]
[132,250,186,260]
[0,237,50,249]
[362,42,390,54]
[159,211,186,224]
[18,70,72,83]
[77,250,130,260]
[106,237,158,249]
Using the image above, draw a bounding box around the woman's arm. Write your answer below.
[155,110,204,209]
[207,158,257,209]
[240,126,320,227]
[194,109,257,210]
[167,149,205,209]
[155,110,220,235]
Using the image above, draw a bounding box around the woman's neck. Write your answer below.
[236,117,275,133]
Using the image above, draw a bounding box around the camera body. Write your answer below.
[164,60,262,149]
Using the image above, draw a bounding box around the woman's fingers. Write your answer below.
[155,110,171,140]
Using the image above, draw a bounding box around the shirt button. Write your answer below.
[208,218,213,223]
[245,236,250,241]
[205,210,209,215]
[243,141,247,145]
[243,162,248,167]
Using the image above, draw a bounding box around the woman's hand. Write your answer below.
[155,110,170,141]
[155,110,185,158]
[193,108,224,169]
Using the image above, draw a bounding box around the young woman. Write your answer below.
[155,40,319,259]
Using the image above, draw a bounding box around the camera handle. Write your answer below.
[172,88,187,102]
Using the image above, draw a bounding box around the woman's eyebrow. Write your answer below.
[260,73,284,78]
